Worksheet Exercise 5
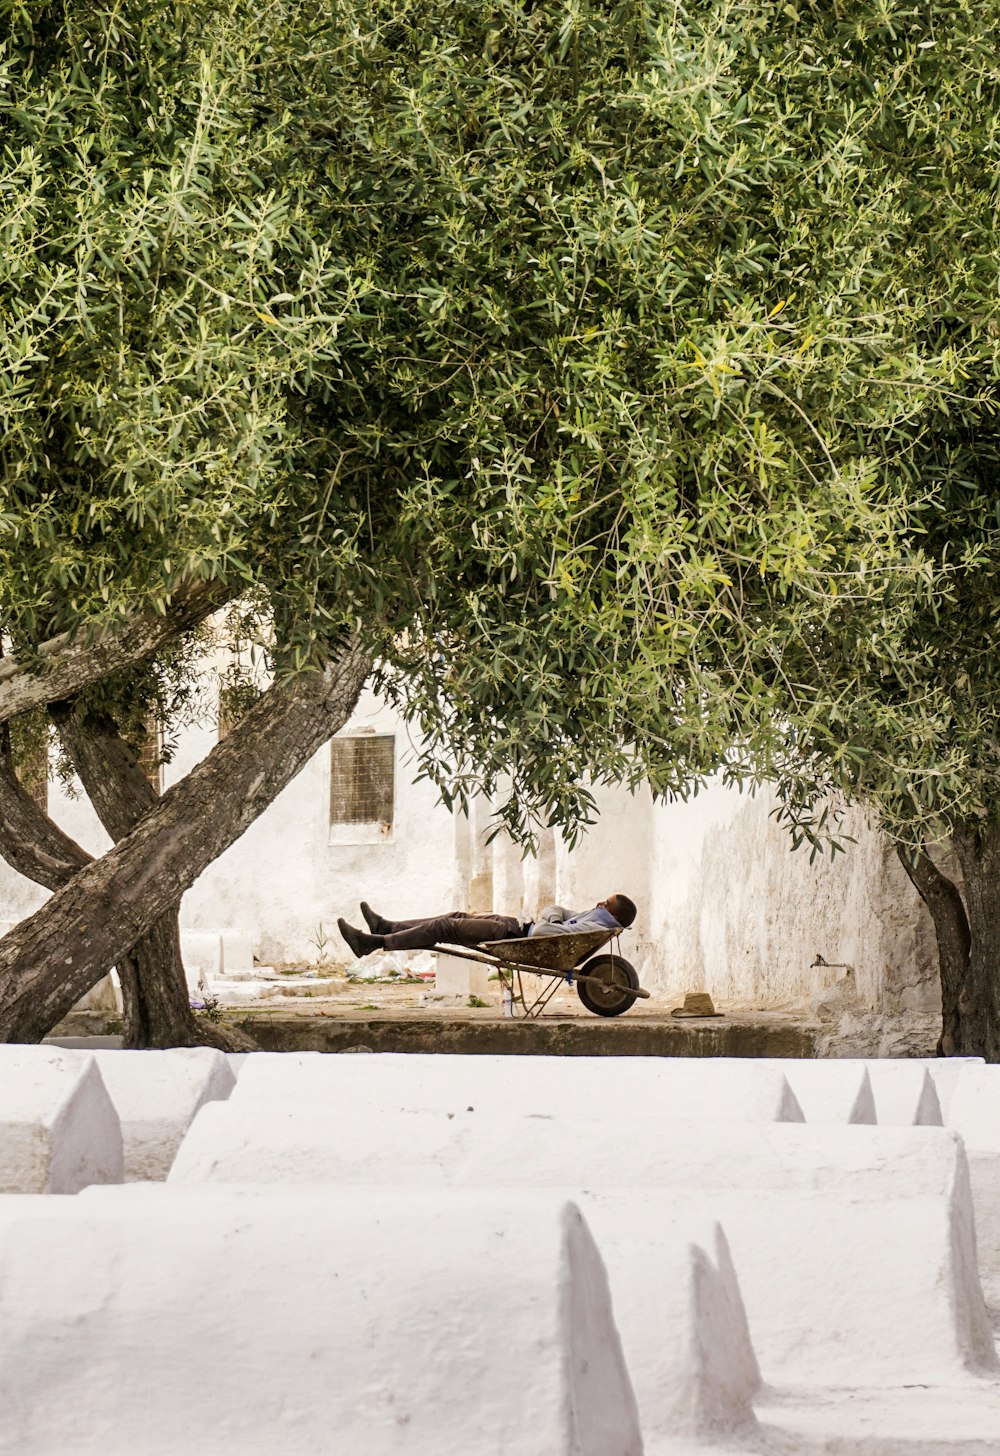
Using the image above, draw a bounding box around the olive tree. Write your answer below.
[0,0,986,1043]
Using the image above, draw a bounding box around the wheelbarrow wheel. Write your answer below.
[576,955,639,1017]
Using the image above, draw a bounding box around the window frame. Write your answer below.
[327,730,397,845]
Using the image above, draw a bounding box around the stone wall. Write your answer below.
[641,781,941,1014]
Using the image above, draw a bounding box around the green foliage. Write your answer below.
[2,0,999,845]
[2,706,50,800]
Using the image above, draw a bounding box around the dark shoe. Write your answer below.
[338,918,384,958]
[360,901,391,935]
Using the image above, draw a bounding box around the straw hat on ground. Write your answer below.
[670,991,722,1019]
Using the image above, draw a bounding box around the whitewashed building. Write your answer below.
[0,672,941,1015]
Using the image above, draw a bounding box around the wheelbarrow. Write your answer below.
[428,928,650,1020]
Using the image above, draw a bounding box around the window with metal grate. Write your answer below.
[329,732,395,839]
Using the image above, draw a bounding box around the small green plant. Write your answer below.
[307,923,335,963]
[359,1003,379,1011]
[468,995,488,1008]
[194,992,223,1024]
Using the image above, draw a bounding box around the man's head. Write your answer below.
[603,894,637,928]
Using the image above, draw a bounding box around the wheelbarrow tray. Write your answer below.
[478,929,616,972]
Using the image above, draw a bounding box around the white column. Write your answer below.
[467,792,494,912]
[492,829,525,921]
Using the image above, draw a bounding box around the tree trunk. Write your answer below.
[0,643,371,1042]
[950,821,1000,1062]
[50,704,250,1050]
[895,843,970,1057]
[0,716,243,1048]
[115,914,240,1050]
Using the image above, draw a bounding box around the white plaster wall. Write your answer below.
[553,782,654,928]
[0,679,941,1004]
[643,779,939,1013]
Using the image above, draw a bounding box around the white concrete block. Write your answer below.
[0,1190,643,1456]
[170,1107,993,1387]
[202,978,285,1004]
[575,1212,761,1447]
[578,1177,997,1389]
[170,1098,960,1199]
[220,929,255,974]
[946,1064,1000,1313]
[90,1049,236,1181]
[432,952,493,1000]
[70,972,123,1017]
[922,1056,985,1120]
[659,1187,993,1386]
[0,1047,123,1193]
[946,1063,1000,1154]
[966,1155,1000,1318]
[179,931,222,991]
[226,1051,805,1123]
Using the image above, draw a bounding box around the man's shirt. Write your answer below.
[528,904,622,937]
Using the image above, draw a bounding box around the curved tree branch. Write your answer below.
[0,727,90,889]
[0,579,233,726]
[50,703,254,1049]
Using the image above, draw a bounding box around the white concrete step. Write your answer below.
[0,1189,643,1456]
[226,1050,806,1123]
[170,1110,993,1388]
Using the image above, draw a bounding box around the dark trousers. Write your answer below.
[382,912,522,951]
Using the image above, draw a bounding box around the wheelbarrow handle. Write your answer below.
[572,969,651,999]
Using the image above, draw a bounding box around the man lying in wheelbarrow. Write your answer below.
[337,894,637,959]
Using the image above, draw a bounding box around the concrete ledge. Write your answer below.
[232,1013,818,1058]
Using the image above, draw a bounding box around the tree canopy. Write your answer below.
[4,0,1000,1046]
[5,0,983,844]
